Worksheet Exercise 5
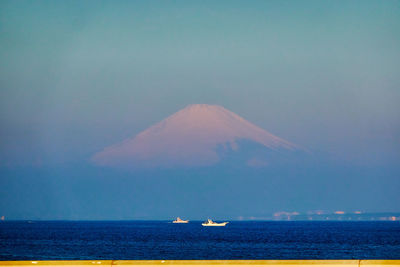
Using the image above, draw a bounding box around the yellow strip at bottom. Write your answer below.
[0,260,399,267]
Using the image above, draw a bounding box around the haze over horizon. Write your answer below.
[0,0,399,220]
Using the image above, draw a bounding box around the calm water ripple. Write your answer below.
[0,221,399,260]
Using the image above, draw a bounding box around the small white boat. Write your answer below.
[202,219,228,226]
[172,217,189,223]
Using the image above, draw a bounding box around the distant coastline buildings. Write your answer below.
[243,211,400,221]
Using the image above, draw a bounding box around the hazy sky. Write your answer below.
[0,0,399,219]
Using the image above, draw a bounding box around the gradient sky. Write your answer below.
[0,0,399,219]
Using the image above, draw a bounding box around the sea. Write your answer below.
[0,221,399,260]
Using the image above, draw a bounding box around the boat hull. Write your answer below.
[202,222,228,226]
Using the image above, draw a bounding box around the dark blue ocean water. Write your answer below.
[0,221,399,260]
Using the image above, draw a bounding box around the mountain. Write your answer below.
[92,104,301,168]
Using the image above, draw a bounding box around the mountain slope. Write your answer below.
[92,104,300,168]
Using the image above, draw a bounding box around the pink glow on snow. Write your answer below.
[92,104,299,168]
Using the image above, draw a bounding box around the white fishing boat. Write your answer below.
[202,219,228,226]
[172,217,189,223]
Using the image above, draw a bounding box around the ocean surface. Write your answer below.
[0,221,399,260]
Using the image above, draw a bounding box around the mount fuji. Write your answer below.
[92,104,303,168]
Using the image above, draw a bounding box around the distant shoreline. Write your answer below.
[2,212,400,222]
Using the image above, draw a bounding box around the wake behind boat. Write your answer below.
[202,219,228,226]
[172,217,189,223]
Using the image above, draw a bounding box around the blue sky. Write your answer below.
[0,0,399,219]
